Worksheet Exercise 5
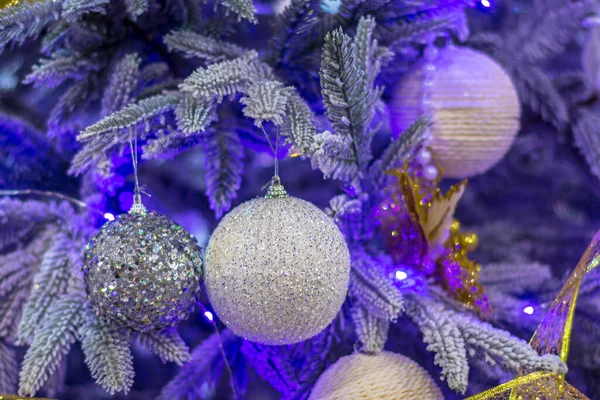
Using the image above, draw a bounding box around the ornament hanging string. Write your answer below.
[260,125,288,198]
[128,128,150,214]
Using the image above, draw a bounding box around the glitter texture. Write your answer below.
[83,212,203,332]
[204,196,350,345]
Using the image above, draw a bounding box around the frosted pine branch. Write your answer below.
[0,229,53,338]
[216,0,257,23]
[142,131,204,160]
[24,52,103,88]
[157,330,237,400]
[349,250,404,320]
[101,53,141,117]
[513,65,569,132]
[573,109,600,183]
[479,262,553,295]
[180,51,272,100]
[241,80,293,127]
[165,30,247,62]
[175,94,216,134]
[325,194,363,242]
[80,312,134,394]
[350,304,389,352]
[61,0,109,22]
[404,294,469,393]
[124,0,149,20]
[138,328,192,366]
[0,340,18,393]
[405,294,568,393]
[48,79,92,139]
[0,0,59,52]
[387,4,472,47]
[19,292,85,396]
[320,17,383,174]
[17,232,76,346]
[281,91,317,155]
[201,128,244,218]
[79,93,181,140]
[269,0,315,66]
[457,313,566,374]
[518,1,593,63]
[310,131,359,181]
[369,115,432,189]
[72,93,182,175]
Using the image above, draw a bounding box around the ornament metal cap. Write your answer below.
[128,194,148,215]
[265,176,288,199]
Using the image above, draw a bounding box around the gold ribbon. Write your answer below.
[466,228,600,399]
[0,0,19,9]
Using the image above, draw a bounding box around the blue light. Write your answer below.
[204,311,214,321]
[481,0,491,7]
[104,212,115,221]
[523,306,534,315]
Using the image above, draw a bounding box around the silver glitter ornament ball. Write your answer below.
[83,211,203,332]
[204,191,351,345]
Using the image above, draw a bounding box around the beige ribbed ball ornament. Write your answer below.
[308,351,443,400]
[391,45,521,179]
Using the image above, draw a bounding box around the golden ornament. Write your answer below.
[382,169,491,316]
[308,351,443,400]
[466,228,600,400]
[391,45,521,179]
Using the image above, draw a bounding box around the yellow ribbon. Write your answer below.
[466,228,600,400]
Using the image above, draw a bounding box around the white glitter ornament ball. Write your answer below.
[204,185,350,345]
[83,210,203,332]
[391,46,521,179]
[309,351,443,400]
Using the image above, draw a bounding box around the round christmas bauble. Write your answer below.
[391,45,521,179]
[83,211,203,332]
[309,351,443,400]
[204,190,350,345]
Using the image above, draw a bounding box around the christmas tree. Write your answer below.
[1,0,599,399]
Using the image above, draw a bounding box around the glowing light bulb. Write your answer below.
[204,311,214,321]
[104,213,115,221]
[481,0,491,7]
[395,270,408,281]
[523,306,534,315]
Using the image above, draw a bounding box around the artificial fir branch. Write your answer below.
[17,232,79,345]
[137,328,192,366]
[164,30,248,62]
[0,0,59,52]
[350,303,389,353]
[174,94,216,134]
[19,291,86,396]
[201,127,244,218]
[79,312,135,394]
[101,53,141,117]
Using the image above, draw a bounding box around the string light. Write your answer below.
[104,213,115,221]
[395,270,408,281]
[523,306,534,315]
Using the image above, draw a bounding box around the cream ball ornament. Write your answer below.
[391,45,521,179]
[309,351,443,400]
[204,180,351,345]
